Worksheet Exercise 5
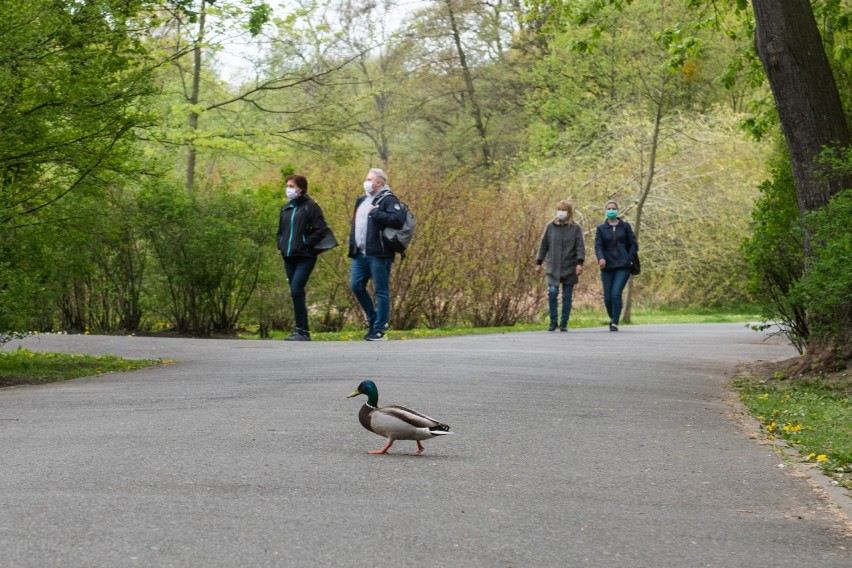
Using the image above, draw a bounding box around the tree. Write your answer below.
[0,0,158,230]
[751,1,851,220]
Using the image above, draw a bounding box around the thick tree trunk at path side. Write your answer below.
[752,0,851,217]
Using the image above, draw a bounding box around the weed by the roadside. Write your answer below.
[0,348,167,387]
[733,373,851,489]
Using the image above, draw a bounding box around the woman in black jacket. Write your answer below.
[594,199,638,332]
[276,174,332,341]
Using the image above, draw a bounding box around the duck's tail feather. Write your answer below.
[429,424,452,435]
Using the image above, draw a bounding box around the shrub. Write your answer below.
[742,150,808,352]
[798,189,852,349]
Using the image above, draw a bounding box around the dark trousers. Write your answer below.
[548,283,574,326]
[284,256,317,333]
[350,252,393,332]
[600,268,631,325]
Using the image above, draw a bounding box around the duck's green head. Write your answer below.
[347,380,379,407]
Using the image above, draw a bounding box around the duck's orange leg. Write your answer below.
[368,439,394,454]
[409,441,425,456]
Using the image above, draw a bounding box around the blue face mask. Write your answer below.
[606,209,618,220]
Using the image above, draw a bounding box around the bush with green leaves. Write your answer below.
[798,189,852,348]
[138,181,268,335]
[742,149,808,353]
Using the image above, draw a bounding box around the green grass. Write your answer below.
[0,348,167,388]
[732,373,852,489]
[241,307,762,341]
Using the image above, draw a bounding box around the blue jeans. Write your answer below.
[548,283,574,326]
[350,252,393,332]
[600,268,631,325]
[284,256,317,333]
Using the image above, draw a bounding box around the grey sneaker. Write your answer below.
[285,331,311,341]
[364,331,387,341]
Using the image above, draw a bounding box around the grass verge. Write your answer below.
[241,307,761,341]
[0,348,167,388]
[732,367,851,490]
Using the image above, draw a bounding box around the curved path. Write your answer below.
[1,324,849,567]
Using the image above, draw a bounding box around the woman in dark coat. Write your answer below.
[536,200,585,332]
[276,174,332,341]
[594,199,638,331]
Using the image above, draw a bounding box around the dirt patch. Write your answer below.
[736,356,851,391]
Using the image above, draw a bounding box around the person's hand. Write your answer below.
[576,264,584,275]
[598,259,606,269]
[535,264,542,272]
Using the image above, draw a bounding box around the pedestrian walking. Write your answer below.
[536,200,585,331]
[594,199,638,331]
[277,174,333,341]
[348,168,406,341]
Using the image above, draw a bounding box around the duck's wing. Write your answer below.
[381,405,442,427]
[370,405,443,440]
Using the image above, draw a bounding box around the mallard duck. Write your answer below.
[347,380,451,455]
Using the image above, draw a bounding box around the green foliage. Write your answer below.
[742,147,808,352]
[138,181,268,335]
[248,2,272,36]
[0,0,156,229]
[799,189,852,341]
[0,0,832,338]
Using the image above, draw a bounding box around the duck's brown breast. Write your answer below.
[358,404,375,433]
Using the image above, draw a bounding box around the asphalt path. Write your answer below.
[1,324,849,567]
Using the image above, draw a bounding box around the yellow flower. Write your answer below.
[808,453,816,459]
[816,454,828,462]
[757,393,769,400]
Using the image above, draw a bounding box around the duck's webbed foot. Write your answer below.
[409,441,425,456]
[368,439,394,455]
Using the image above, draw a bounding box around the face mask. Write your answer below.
[606,209,618,220]
[286,187,298,200]
[556,211,568,220]
[363,181,374,195]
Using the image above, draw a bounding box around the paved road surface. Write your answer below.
[1,324,849,567]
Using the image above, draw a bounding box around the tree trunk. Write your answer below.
[624,73,666,324]
[185,0,208,192]
[444,0,492,169]
[752,0,851,219]
[752,0,851,366]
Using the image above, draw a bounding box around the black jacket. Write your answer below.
[277,195,331,258]
[595,218,638,270]
[347,189,406,258]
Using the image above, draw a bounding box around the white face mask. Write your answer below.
[363,181,374,195]
[286,187,299,200]
[556,210,568,220]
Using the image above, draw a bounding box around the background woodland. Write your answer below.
[1,1,849,357]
